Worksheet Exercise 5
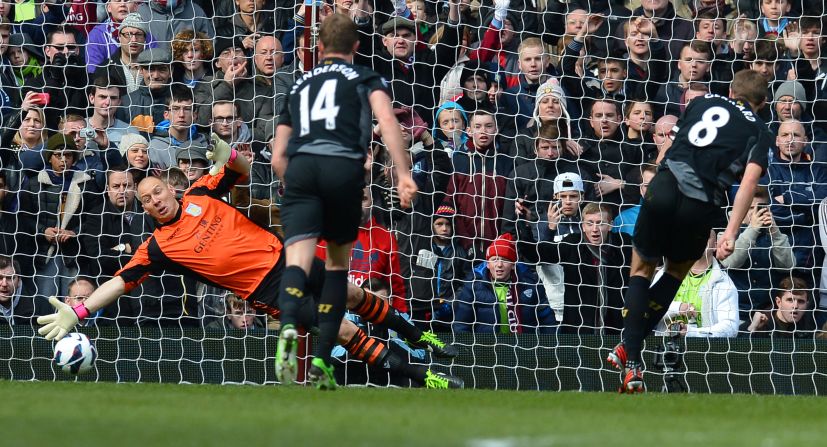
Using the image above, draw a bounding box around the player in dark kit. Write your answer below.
[607,70,773,393]
[271,14,419,389]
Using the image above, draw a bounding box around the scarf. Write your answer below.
[47,169,76,193]
[13,57,42,86]
[761,17,789,37]
[494,280,524,334]
[106,18,120,42]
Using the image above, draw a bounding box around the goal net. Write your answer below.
[0,0,826,393]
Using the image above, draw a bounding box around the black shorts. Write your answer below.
[247,257,327,316]
[633,169,725,263]
[281,154,365,246]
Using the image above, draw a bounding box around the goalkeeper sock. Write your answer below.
[621,275,652,363]
[277,266,308,328]
[314,270,348,365]
[344,328,428,384]
[352,289,421,341]
[645,272,683,333]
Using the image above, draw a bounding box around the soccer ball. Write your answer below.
[53,332,97,375]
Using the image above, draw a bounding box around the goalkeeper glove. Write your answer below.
[37,297,83,341]
[207,133,234,176]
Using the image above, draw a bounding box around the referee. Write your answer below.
[271,14,418,389]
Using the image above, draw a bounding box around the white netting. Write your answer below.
[1,0,827,393]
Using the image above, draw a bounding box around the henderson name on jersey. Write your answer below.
[278,58,390,160]
[663,93,772,206]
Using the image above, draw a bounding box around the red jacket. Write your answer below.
[316,217,408,312]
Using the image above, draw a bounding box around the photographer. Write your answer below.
[720,186,795,317]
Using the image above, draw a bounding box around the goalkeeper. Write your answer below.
[37,135,462,389]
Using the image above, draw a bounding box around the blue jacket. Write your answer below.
[765,150,825,267]
[453,262,556,334]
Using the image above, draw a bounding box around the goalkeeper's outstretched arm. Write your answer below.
[37,276,126,341]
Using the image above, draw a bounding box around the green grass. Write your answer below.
[3,380,824,447]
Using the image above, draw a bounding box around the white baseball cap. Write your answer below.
[553,172,584,194]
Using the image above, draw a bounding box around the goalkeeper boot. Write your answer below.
[424,369,464,389]
[276,324,298,385]
[606,342,627,371]
[407,331,459,358]
[308,358,337,390]
[619,361,645,394]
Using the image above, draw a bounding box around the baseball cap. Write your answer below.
[553,172,584,195]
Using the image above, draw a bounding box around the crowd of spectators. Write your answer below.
[0,0,826,340]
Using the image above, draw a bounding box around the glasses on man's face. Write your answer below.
[213,116,236,124]
[120,32,146,41]
[49,44,79,54]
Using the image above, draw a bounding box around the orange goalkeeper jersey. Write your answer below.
[115,168,283,299]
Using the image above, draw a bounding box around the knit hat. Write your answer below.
[118,133,149,157]
[213,36,245,58]
[533,78,571,136]
[394,106,428,141]
[176,141,210,163]
[553,172,584,194]
[773,80,808,111]
[486,233,517,262]
[120,12,148,35]
[8,33,43,60]
[43,134,80,163]
[459,60,490,88]
[433,203,456,221]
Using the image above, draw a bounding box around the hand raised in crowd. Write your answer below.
[781,21,801,55]
[731,14,751,54]
[93,128,110,149]
[493,0,510,22]
[575,13,604,39]
[547,201,562,231]
[631,16,657,40]
[749,205,775,231]
[224,59,248,85]
[242,33,260,51]
[747,311,770,332]
[594,174,623,198]
[515,197,532,221]
[21,91,41,113]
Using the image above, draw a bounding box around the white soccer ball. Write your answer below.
[53,332,97,375]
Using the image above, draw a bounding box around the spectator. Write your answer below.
[766,119,825,269]
[452,60,495,114]
[23,26,89,131]
[92,12,152,94]
[86,76,136,149]
[770,80,807,133]
[16,135,95,298]
[654,40,713,117]
[137,0,214,50]
[207,293,265,330]
[356,0,461,124]
[613,164,657,236]
[579,98,641,209]
[730,14,758,62]
[431,100,469,155]
[534,172,587,322]
[502,124,592,236]
[445,108,511,255]
[248,35,284,143]
[721,186,795,315]
[79,167,152,280]
[6,33,43,92]
[86,3,152,72]
[500,37,553,134]
[741,276,817,337]
[175,142,210,184]
[561,16,627,109]
[508,77,578,166]
[622,0,694,60]
[119,133,159,183]
[653,231,739,338]
[218,0,276,49]
[147,86,209,169]
[408,204,472,330]
[171,29,215,127]
[0,103,47,190]
[519,202,631,334]
[211,100,274,200]
[622,100,656,162]
[453,233,556,334]
[757,0,792,38]
[0,255,47,325]
[652,114,678,164]
[119,47,174,132]
[64,277,102,326]
[0,170,14,254]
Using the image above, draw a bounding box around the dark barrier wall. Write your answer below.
[2,326,826,394]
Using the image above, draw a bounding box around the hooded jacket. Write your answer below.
[431,100,468,152]
[453,261,556,334]
[137,0,214,48]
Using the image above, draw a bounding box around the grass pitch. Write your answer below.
[3,380,823,447]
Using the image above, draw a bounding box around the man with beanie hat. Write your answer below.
[93,12,156,94]
[453,233,556,334]
[773,80,807,123]
[408,202,472,330]
[87,10,156,73]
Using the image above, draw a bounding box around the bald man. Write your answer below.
[653,114,678,164]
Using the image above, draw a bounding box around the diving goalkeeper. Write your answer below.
[37,136,462,389]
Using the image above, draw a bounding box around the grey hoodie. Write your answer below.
[138,1,214,50]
